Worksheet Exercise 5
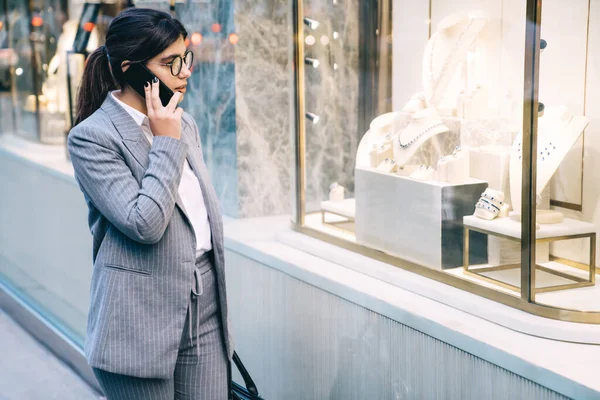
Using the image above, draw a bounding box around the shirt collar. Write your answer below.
[111,91,148,127]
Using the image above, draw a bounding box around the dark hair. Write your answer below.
[74,8,188,126]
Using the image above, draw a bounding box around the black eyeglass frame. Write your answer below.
[140,50,194,76]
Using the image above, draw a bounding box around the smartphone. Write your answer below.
[122,63,175,107]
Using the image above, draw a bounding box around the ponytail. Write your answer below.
[74,46,117,126]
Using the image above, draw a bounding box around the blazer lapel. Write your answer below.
[101,94,151,169]
[100,94,192,224]
[180,125,222,244]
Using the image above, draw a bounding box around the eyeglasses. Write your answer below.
[146,50,194,76]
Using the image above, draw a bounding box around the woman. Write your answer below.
[68,8,233,400]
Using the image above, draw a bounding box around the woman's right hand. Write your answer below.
[144,78,183,140]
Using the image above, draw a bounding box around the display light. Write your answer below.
[306,112,320,124]
[303,17,320,30]
[304,57,320,68]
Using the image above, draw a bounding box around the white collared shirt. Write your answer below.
[111,91,212,256]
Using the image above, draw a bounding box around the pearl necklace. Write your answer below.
[427,18,475,104]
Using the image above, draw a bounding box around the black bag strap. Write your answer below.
[232,351,259,396]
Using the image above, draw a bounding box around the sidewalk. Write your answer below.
[0,308,99,400]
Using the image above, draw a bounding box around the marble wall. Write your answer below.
[234,0,292,217]
[171,0,293,218]
[131,1,239,216]
[302,0,360,212]
[176,1,240,216]
[233,0,363,217]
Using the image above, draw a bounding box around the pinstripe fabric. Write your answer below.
[67,94,233,379]
[92,369,173,399]
[92,259,228,399]
[175,264,228,399]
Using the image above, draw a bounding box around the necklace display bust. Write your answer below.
[356,112,401,168]
[509,106,590,222]
[422,12,486,109]
[393,108,449,167]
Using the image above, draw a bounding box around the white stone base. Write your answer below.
[355,167,488,269]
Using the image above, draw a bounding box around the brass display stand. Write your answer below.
[462,215,596,294]
[320,199,355,228]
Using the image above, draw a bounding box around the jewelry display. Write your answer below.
[509,105,590,213]
[369,142,393,167]
[392,108,450,167]
[329,182,345,202]
[474,189,506,220]
[355,113,402,168]
[409,165,436,181]
[376,158,398,173]
[396,164,420,177]
[446,145,470,184]
[436,156,449,182]
[422,13,487,108]
[498,203,511,218]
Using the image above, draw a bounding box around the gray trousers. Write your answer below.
[93,254,229,400]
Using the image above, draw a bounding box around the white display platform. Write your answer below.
[355,167,488,269]
[463,215,596,240]
[320,198,356,220]
[462,214,596,295]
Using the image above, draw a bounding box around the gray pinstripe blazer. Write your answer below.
[68,94,233,379]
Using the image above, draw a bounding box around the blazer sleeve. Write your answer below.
[68,123,188,244]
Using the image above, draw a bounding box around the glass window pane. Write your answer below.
[530,0,599,312]
[296,0,533,299]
